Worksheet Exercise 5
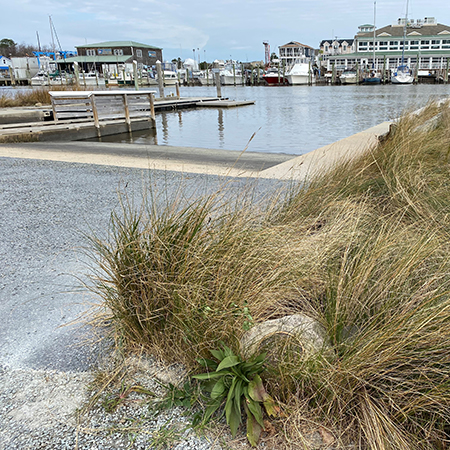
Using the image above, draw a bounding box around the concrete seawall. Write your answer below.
[0,120,392,181]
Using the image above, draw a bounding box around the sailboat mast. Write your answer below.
[401,0,409,65]
[373,1,376,70]
[49,16,56,61]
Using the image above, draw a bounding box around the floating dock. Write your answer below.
[0,92,255,143]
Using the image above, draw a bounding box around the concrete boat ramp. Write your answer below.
[0,91,392,180]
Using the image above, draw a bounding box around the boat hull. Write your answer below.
[263,74,287,86]
[340,74,357,84]
[362,77,381,85]
[286,74,310,85]
[220,75,244,85]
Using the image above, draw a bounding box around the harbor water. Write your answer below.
[95,84,450,155]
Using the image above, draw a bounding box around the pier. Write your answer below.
[0,91,255,143]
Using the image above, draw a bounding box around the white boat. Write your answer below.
[78,72,105,86]
[285,60,313,85]
[339,69,358,84]
[391,65,414,84]
[157,70,179,86]
[220,67,244,85]
[391,0,414,85]
[31,70,49,86]
[198,70,214,85]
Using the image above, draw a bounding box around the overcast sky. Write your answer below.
[2,0,448,62]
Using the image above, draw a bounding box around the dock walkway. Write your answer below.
[0,95,252,142]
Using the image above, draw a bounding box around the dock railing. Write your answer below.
[49,90,156,137]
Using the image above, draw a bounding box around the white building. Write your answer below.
[278,41,315,67]
[322,17,450,72]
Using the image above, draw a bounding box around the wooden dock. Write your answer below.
[0,92,255,143]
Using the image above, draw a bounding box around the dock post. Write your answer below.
[331,63,336,85]
[148,92,156,124]
[282,60,286,85]
[9,67,16,86]
[133,60,139,91]
[74,62,80,88]
[251,68,254,86]
[356,61,359,84]
[214,71,222,98]
[175,81,180,99]
[445,58,449,84]
[241,63,244,85]
[90,95,101,138]
[156,60,164,98]
[122,93,132,134]
[233,63,236,86]
[82,70,87,88]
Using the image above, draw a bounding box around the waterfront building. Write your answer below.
[57,41,163,76]
[320,39,355,56]
[279,41,315,67]
[0,55,11,76]
[322,17,450,74]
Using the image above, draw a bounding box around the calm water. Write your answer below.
[109,84,450,155]
[5,84,450,155]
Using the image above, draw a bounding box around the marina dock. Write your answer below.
[0,92,254,143]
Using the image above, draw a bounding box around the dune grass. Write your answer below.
[87,100,450,449]
[0,85,90,107]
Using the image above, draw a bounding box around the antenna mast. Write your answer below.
[263,41,270,67]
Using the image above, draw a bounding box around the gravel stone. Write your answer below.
[0,156,286,449]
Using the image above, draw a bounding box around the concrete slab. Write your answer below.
[0,106,51,124]
[0,141,295,177]
[258,121,393,180]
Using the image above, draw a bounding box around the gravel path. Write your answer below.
[0,156,284,449]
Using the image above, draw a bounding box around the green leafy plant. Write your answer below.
[193,344,278,447]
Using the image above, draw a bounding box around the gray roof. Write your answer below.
[320,39,355,46]
[56,55,134,64]
[75,41,161,50]
[358,23,450,38]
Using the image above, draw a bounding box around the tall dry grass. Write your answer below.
[0,85,91,107]
[87,100,450,449]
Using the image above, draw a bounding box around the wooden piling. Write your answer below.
[133,60,139,91]
[445,58,449,84]
[214,71,222,98]
[156,60,164,98]
[74,62,80,88]
[175,81,180,99]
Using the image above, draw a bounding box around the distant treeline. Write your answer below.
[0,38,54,57]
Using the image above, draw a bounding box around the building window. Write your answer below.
[409,40,419,50]
[420,40,430,49]
[86,49,96,56]
[114,49,123,56]
[443,40,450,49]
[136,49,142,57]
[431,40,441,49]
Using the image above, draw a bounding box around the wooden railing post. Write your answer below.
[122,93,132,133]
[51,96,59,122]
[148,92,155,124]
[90,94,101,137]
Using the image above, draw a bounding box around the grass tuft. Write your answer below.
[87,100,450,448]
